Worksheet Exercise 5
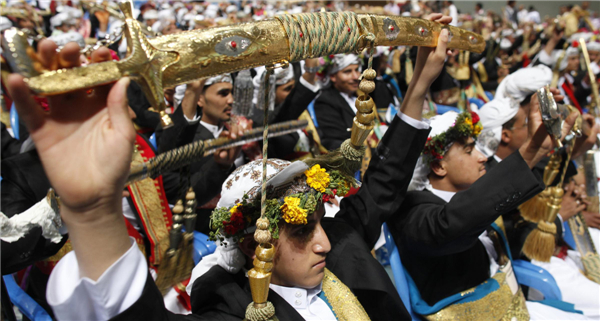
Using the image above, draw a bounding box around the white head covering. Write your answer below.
[226,5,238,14]
[158,9,175,22]
[187,159,309,295]
[328,53,361,75]
[408,111,461,191]
[476,97,518,157]
[49,30,85,48]
[50,12,74,29]
[500,38,512,50]
[0,17,12,32]
[143,9,158,21]
[587,42,600,53]
[204,74,233,87]
[494,64,552,103]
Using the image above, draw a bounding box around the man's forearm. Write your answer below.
[400,82,427,121]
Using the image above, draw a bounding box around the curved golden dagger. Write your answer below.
[2,1,485,127]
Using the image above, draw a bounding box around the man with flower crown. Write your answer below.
[7,13,458,321]
[387,94,587,319]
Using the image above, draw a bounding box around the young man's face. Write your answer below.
[271,205,331,289]
[588,50,599,63]
[199,82,233,126]
[330,64,360,95]
[502,107,528,153]
[566,55,580,73]
[437,137,487,191]
[275,79,295,106]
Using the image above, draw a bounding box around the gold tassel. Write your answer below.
[155,200,184,294]
[582,254,600,284]
[392,48,402,74]
[522,186,563,262]
[176,188,197,282]
[519,153,562,222]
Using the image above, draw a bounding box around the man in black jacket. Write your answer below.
[7,14,453,320]
[388,93,586,319]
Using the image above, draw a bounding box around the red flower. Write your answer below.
[223,211,245,235]
[322,193,333,203]
[470,112,480,125]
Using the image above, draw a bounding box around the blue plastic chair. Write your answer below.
[468,97,485,109]
[513,259,562,301]
[10,103,19,140]
[149,133,157,150]
[307,100,318,128]
[435,105,461,115]
[562,220,577,250]
[193,231,217,265]
[383,223,421,320]
[3,274,52,321]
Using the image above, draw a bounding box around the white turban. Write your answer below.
[50,12,74,28]
[226,5,238,14]
[204,74,233,87]
[495,64,552,103]
[49,31,85,48]
[408,111,461,191]
[143,9,158,21]
[476,97,518,158]
[328,54,361,75]
[588,42,600,53]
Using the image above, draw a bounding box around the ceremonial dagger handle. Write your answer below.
[6,13,485,96]
[126,120,308,184]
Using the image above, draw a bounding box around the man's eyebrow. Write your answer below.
[463,142,476,149]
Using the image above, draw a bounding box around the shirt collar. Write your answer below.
[269,283,323,310]
[493,154,503,163]
[200,120,224,139]
[429,188,456,203]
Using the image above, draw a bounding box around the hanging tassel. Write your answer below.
[391,48,402,74]
[233,69,255,117]
[176,188,197,282]
[522,186,562,262]
[155,200,184,294]
[519,153,562,222]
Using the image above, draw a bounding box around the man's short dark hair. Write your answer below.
[476,2,483,9]
[502,116,518,130]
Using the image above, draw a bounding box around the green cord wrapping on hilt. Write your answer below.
[275,12,363,61]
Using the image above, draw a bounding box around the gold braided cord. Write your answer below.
[276,12,362,62]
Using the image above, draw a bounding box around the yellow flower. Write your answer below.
[230,204,241,215]
[304,164,330,193]
[464,117,473,126]
[473,124,482,136]
[280,197,308,225]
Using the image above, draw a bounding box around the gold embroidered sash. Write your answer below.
[322,268,370,321]
[423,272,529,321]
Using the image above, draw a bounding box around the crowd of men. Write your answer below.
[1,0,600,320]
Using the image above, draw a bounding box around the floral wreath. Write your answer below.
[316,53,365,80]
[209,164,355,243]
[422,111,482,164]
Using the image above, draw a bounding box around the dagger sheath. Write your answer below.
[6,13,484,96]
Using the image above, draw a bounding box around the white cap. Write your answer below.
[143,9,158,21]
[49,30,85,48]
[226,5,238,14]
[495,64,553,103]
[476,98,519,157]
[0,17,13,32]
[587,42,600,52]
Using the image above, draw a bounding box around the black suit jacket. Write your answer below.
[112,114,430,320]
[313,86,355,150]
[1,123,22,161]
[388,152,544,306]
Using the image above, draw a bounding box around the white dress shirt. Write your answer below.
[269,283,336,320]
[199,121,224,139]
[45,112,430,320]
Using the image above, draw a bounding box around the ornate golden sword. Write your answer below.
[2,1,484,128]
[580,39,600,117]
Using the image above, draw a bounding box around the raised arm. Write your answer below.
[336,14,452,248]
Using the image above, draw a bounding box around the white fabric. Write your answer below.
[270,283,336,320]
[526,11,541,24]
[143,9,158,21]
[49,31,85,48]
[0,16,12,32]
[588,42,600,53]
[340,91,358,115]
[328,54,361,75]
[122,197,140,231]
[0,197,63,243]
[448,4,458,27]
[186,242,246,295]
[251,66,295,105]
[495,65,553,103]
[408,111,460,191]
[199,121,224,139]
[531,252,600,319]
[476,97,518,158]
[526,301,588,320]
[204,74,233,87]
[298,75,320,93]
[47,238,148,321]
[590,227,600,252]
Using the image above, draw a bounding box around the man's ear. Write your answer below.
[238,235,257,260]
[329,73,337,84]
[501,128,512,144]
[197,95,205,108]
[430,160,447,178]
